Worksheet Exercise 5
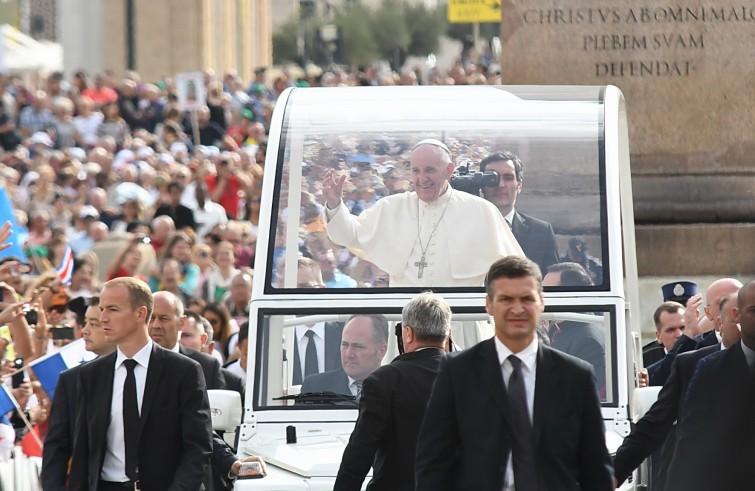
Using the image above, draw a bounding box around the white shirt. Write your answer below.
[101,340,153,482]
[225,359,246,378]
[295,323,326,380]
[494,335,538,490]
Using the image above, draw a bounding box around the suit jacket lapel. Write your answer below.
[475,339,510,420]
[512,211,529,241]
[533,346,557,444]
[139,344,165,436]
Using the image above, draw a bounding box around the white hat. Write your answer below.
[68,147,87,161]
[78,205,100,219]
[170,142,188,155]
[137,146,155,158]
[29,132,54,147]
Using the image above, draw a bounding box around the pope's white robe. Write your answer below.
[325,188,523,287]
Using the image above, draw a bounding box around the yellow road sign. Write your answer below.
[447,0,501,23]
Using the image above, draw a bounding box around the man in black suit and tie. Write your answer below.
[335,293,449,490]
[480,151,560,275]
[69,277,212,491]
[301,314,388,398]
[665,281,755,491]
[415,256,612,491]
[150,291,225,390]
[292,258,345,385]
[613,292,740,490]
[42,296,116,491]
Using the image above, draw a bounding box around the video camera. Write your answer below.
[449,161,499,196]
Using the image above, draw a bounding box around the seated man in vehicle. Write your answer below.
[323,139,522,287]
[300,314,388,400]
[543,262,606,396]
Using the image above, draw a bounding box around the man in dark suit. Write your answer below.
[665,281,755,491]
[42,296,116,491]
[292,321,344,385]
[292,258,345,384]
[480,151,559,275]
[335,292,449,491]
[648,278,741,386]
[181,312,246,400]
[301,314,388,398]
[613,293,740,490]
[150,291,225,389]
[642,281,698,367]
[415,256,612,491]
[543,262,606,393]
[646,301,687,386]
[69,277,212,491]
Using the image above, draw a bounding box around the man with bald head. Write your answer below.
[666,281,755,490]
[648,277,743,386]
[150,291,225,390]
[323,139,522,287]
[613,289,742,490]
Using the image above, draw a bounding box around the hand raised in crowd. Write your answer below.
[0,221,12,252]
[0,260,18,281]
[684,293,703,337]
[0,300,28,326]
[322,169,347,209]
[231,455,268,478]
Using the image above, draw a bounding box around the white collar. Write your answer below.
[418,186,452,209]
[115,339,153,369]
[296,323,325,341]
[494,334,538,372]
[504,208,516,224]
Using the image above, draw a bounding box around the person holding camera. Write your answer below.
[323,139,522,287]
[480,151,560,276]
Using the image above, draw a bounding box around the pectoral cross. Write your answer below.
[414,256,428,278]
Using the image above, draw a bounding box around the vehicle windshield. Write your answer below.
[263,86,609,293]
[252,305,618,410]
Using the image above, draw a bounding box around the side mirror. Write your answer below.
[208,389,243,432]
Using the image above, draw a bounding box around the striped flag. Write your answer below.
[28,339,95,399]
[0,385,19,416]
[56,244,74,286]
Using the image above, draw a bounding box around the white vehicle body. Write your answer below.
[232,85,644,490]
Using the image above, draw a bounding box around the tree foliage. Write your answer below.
[271,2,448,68]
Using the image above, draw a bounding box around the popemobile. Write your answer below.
[209,84,657,490]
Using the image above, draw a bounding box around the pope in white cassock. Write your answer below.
[323,139,523,287]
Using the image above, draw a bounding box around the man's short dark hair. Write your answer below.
[653,301,684,332]
[546,262,594,287]
[346,314,389,346]
[238,321,249,344]
[479,151,524,181]
[168,182,184,193]
[485,256,542,297]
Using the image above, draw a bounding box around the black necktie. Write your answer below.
[304,330,319,379]
[507,355,538,491]
[123,359,140,482]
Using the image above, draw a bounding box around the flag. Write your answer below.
[0,385,19,416]
[56,244,74,285]
[0,186,28,261]
[28,339,96,399]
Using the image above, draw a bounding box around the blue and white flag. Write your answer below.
[28,339,96,400]
[0,186,28,261]
[56,244,74,286]
[0,385,19,416]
